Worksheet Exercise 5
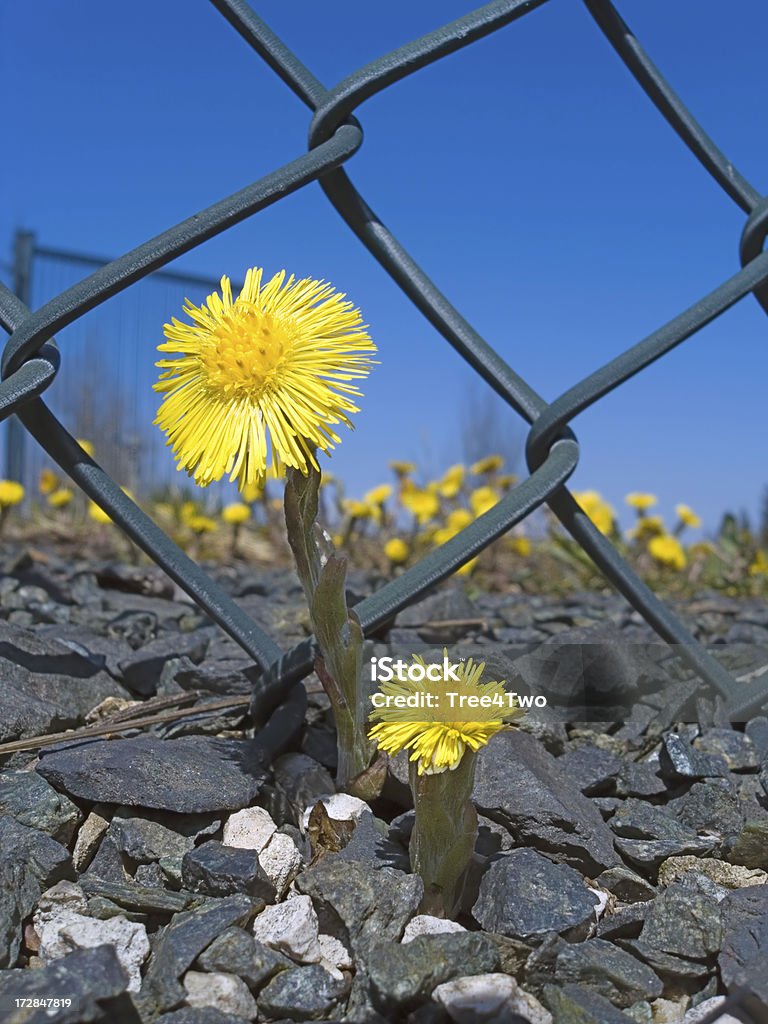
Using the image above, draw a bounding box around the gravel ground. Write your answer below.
[0,545,767,1024]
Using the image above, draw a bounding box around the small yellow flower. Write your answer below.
[39,468,59,495]
[187,514,217,534]
[675,504,701,529]
[436,464,465,499]
[76,439,95,458]
[573,490,615,536]
[88,488,135,524]
[508,536,531,557]
[470,454,504,475]
[456,557,478,577]
[364,484,392,506]
[48,488,73,508]
[384,537,409,564]
[497,474,518,491]
[342,498,376,520]
[369,653,521,775]
[0,481,25,507]
[628,514,665,540]
[221,502,251,525]
[154,268,376,490]
[241,480,265,503]
[446,508,473,533]
[390,460,417,477]
[625,492,658,511]
[88,502,112,524]
[433,509,474,546]
[749,551,768,577]
[180,501,200,525]
[401,488,440,525]
[648,534,687,570]
[469,486,499,518]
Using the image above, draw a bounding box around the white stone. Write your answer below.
[34,881,88,925]
[652,997,689,1022]
[317,933,352,970]
[183,970,258,1020]
[34,889,149,992]
[300,793,370,831]
[222,805,277,852]
[683,997,741,1024]
[433,974,552,1024]
[402,915,467,943]
[252,894,321,962]
[259,831,302,899]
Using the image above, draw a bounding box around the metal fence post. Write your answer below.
[7,230,35,487]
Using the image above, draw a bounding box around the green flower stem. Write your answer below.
[284,464,376,792]
[409,753,478,918]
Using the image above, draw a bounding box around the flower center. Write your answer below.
[201,306,292,397]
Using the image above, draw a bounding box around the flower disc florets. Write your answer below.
[154,268,376,491]
[369,653,521,775]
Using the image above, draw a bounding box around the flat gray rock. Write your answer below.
[36,736,266,812]
[196,926,291,991]
[0,771,81,844]
[0,945,129,1023]
[0,680,67,743]
[367,932,499,1007]
[0,816,73,968]
[473,731,619,873]
[640,875,723,961]
[117,631,209,695]
[554,937,663,1007]
[472,848,599,941]
[137,894,255,1016]
[542,982,635,1023]
[0,621,127,724]
[296,858,422,955]
[718,885,768,1004]
[181,841,276,902]
[257,963,347,1021]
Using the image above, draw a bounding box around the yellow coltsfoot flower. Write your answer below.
[221,502,251,525]
[48,488,73,508]
[469,486,499,518]
[675,504,701,529]
[39,468,59,495]
[154,268,376,491]
[364,484,392,506]
[401,487,440,525]
[0,481,25,507]
[625,492,658,511]
[369,653,521,776]
[648,534,687,570]
[573,490,615,536]
[470,454,503,475]
[384,537,409,564]
[370,651,523,917]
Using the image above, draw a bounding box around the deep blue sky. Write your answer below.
[2,0,767,536]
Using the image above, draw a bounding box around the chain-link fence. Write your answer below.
[3,0,768,715]
[3,4,768,1009]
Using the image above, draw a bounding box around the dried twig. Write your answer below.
[0,693,250,757]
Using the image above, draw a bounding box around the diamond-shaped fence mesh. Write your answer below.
[2,6,768,1010]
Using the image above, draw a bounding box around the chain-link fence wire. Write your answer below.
[5,241,251,504]
[3,4,768,1013]
[1,0,768,761]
